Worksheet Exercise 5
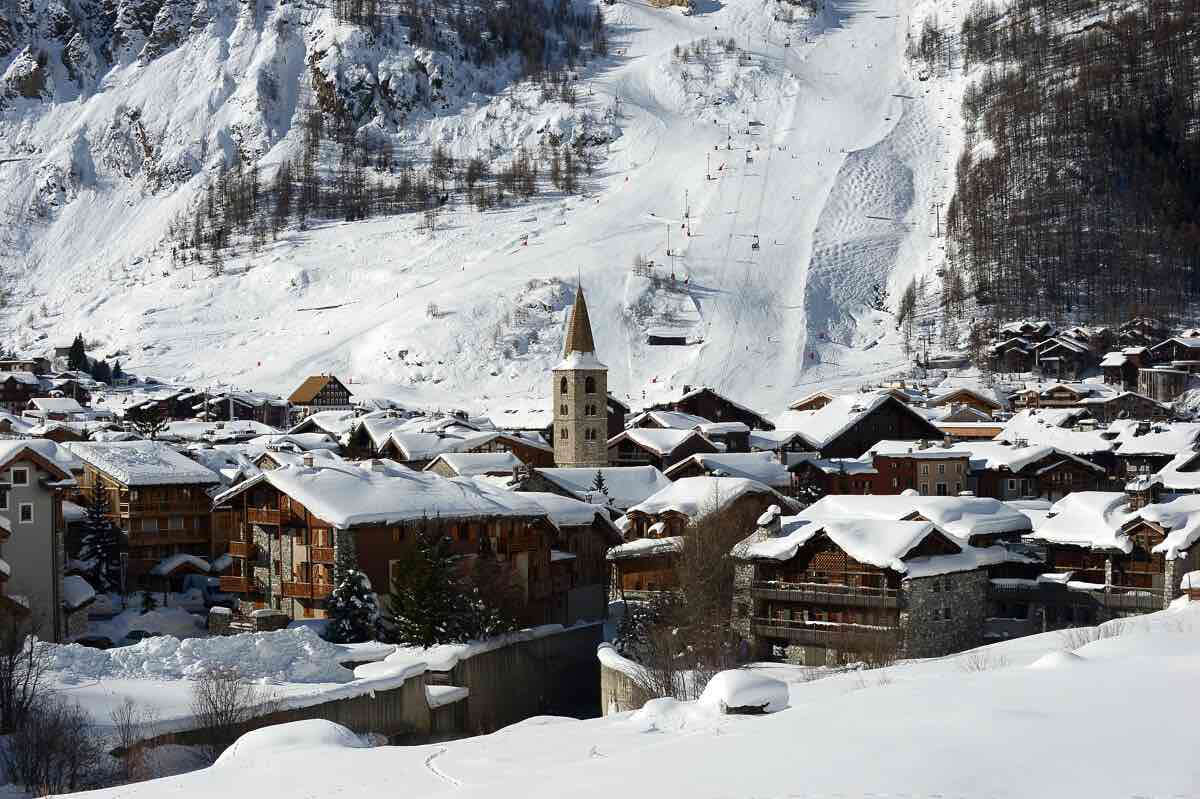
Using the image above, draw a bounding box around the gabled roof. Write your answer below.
[424,451,523,477]
[627,476,796,519]
[69,441,220,486]
[774,392,939,450]
[608,428,714,457]
[214,460,549,528]
[734,518,950,573]
[532,466,671,510]
[626,409,714,430]
[288,375,353,405]
[0,440,75,482]
[665,452,792,486]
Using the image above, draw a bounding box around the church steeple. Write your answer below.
[552,284,608,469]
[563,284,596,355]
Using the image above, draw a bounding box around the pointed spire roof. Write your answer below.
[563,285,597,355]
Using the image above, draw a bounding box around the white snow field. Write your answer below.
[69,602,1200,798]
[1,0,966,416]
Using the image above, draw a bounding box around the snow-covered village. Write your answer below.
[2,0,1200,795]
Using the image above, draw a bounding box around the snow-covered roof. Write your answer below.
[994,411,1112,455]
[0,438,79,478]
[61,575,96,610]
[664,452,791,486]
[697,421,750,435]
[627,475,787,519]
[1026,492,1134,552]
[774,391,934,449]
[288,410,358,437]
[161,420,281,442]
[0,371,40,386]
[609,427,712,456]
[69,441,221,486]
[248,433,341,452]
[150,553,213,576]
[606,535,684,561]
[520,492,620,540]
[792,456,879,475]
[1152,450,1200,491]
[1100,351,1129,368]
[426,451,523,477]
[1112,423,1200,457]
[1140,495,1200,560]
[627,410,712,430]
[215,461,549,528]
[553,350,608,371]
[736,518,940,572]
[796,494,1032,542]
[28,397,86,414]
[533,466,671,509]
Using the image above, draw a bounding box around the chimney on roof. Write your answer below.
[942,436,953,448]
[917,439,931,450]
[302,453,314,468]
[755,504,783,539]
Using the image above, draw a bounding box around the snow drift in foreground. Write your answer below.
[66,602,1200,798]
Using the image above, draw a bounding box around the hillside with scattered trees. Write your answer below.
[947,0,1200,324]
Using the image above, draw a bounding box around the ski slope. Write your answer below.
[3,0,967,418]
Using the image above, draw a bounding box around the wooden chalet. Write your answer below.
[649,386,775,431]
[1101,348,1149,391]
[775,392,944,460]
[1138,367,1189,403]
[205,391,290,428]
[1148,336,1200,370]
[288,374,354,421]
[1077,391,1166,424]
[733,511,991,662]
[606,428,718,471]
[0,372,41,414]
[787,391,835,412]
[926,387,1002,417]
[72,442,223,586]
[213,459,564,624]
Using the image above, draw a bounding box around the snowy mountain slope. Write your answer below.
[2,0,968,417]
[69,602,1200,798]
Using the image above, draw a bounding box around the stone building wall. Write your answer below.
[552,367,608,469]
[899,569,989,659]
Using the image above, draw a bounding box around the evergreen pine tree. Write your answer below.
[67,334,87,372]
[140,590,158,614]
[794,472,826,509]
[379,522,470,647]
[590,469,609,497]
[91,359,112,384]
[77,491,123,593]
[112,360,124,380]
[324,533,377,643]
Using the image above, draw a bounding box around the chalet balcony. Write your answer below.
[220,576,253,593]
[308,546,334,564]
[247,508,283,526]
[752,581,900,609]
[119,501,212,515]
[752,617,899,648]
[281,581,333,600]
[228,540,255,559]
[989,580,1166,612]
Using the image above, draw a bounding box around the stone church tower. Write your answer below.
[553,286,609,469]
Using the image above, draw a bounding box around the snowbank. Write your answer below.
[46,626,354,684]
[697,670,789,714]
[216,720,366,766]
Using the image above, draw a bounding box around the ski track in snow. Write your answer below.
[2,0,969,417]
[424,746,464,788]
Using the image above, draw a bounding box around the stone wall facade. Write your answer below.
[552,366,609,469]
[899,569,989,659]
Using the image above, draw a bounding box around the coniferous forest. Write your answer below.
[948,0,1200,324]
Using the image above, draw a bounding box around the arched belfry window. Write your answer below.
[585,376,596,394]
[560,377,568,395]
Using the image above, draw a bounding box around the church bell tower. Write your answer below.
[553,286,608,469]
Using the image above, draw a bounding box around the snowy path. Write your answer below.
[423,746,463,788]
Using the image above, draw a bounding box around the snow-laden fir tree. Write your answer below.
[66,334,87,372]
[379,522,471,648]
[77,490,122,593]
[590,469,609,497]
[323,532,377,644]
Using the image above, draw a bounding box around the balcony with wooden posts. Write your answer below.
[752,580,900,609]
[220,576,253,593]
[228,540,256,559]
[281,581,333,600]
[247,507,284,526]
[308,546,334,563]
[752,617,899,648]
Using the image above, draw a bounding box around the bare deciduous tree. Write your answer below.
[0,610,50,734]
[189,666,277,763]
[110,698,158,783]
[2,695,102,796]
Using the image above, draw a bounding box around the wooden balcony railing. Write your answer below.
[752,581,900,608]
[281,582,333,600]
[246,508,283,526]
[228,540,255,558]
[752,617,899,647]
[308,547,334,563]
[220,576,252,593]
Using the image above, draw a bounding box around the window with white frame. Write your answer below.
[18,503,32,524]
[10,468,27,486]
